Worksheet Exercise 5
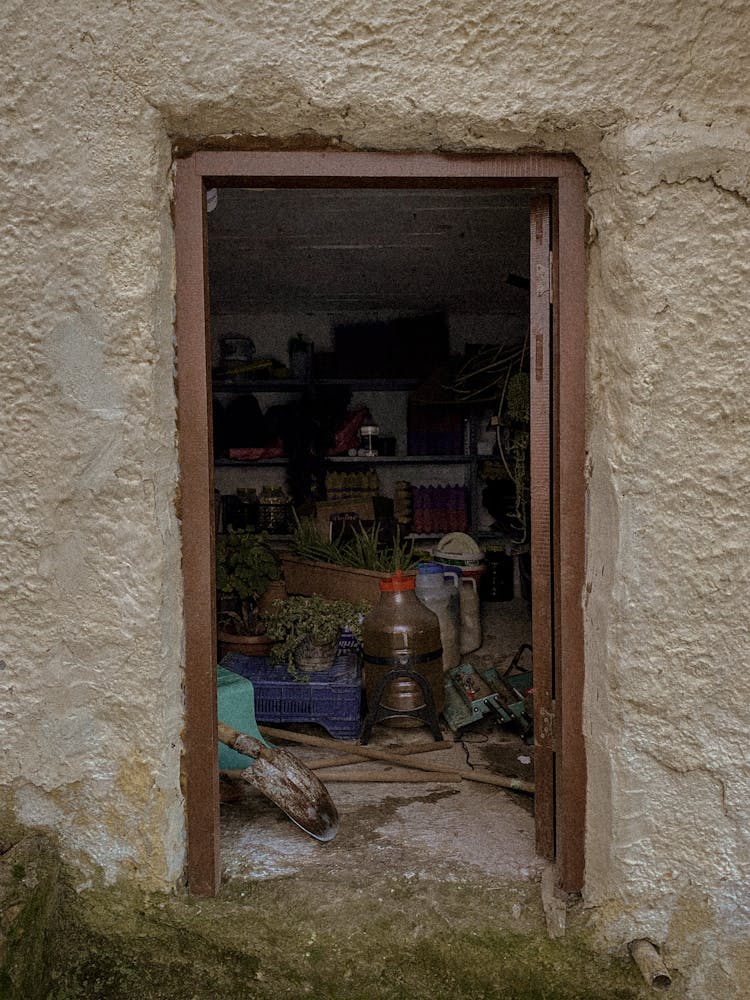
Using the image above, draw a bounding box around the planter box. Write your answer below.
[279,553,411,606]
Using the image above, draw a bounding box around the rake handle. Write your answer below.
[305,739,453,770]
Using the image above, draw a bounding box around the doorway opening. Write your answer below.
[174,152,585,897]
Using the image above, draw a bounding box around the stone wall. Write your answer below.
[1,2,748,996]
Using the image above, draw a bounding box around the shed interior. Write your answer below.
[206,187,542,880]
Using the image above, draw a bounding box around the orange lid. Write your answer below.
[379,570,415,592]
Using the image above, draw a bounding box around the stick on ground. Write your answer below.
[259,725,535,795]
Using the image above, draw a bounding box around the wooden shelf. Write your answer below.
[215,454,474,468]
[212,377,421,393]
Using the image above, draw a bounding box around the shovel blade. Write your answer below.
[220,722,339,841]
[242,747,339,842]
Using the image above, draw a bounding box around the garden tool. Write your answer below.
[218,722,339,842]
[443,651,533,740]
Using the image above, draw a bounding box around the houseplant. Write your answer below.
[215,527,283,657]
[261,594,369,673]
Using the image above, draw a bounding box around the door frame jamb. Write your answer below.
[173,150,586,896]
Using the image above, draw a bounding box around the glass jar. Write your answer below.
[362,570,444,727]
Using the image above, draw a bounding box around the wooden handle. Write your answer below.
[305,739,453,771]
[218,722,273,761]
[308,769,461,783]
[258,726,535,795]
[222,768,460,784]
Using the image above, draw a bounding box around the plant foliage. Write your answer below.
[215,528,281,633]
[291,514,421,573]
[261,594,369,670]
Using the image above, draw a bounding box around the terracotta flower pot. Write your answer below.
[218,630,274,660]
[256,579,288,614]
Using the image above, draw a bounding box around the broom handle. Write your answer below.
[258,725,535,795]
[311,769,460,783]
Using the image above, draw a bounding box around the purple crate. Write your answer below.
[220,651,362,740]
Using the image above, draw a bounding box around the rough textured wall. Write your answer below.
[1,1,748,995]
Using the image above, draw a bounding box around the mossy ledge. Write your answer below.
[1,828,654,1000]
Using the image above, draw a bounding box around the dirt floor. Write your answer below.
[220,599,540,887]
[180,599,660,998]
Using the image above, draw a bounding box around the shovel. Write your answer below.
[218,722,339,842]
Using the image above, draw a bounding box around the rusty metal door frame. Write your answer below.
[174,151,586,896]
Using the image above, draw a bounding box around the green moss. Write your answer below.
[1,825,651,1000]
[43,876,651,1000]
[0,832,62,999]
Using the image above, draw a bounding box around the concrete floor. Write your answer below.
[206,604,655,998]
[220,599,541,888]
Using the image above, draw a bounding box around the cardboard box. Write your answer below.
[314,496,394,538]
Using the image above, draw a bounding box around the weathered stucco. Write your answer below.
[1,2,748,996]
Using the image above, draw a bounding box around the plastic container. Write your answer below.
[433,531,485,573]
[415,562,461,671]
[362,569,444,727]
[221,651,361,740]
[258,485,291,533]
[459,576,482,655]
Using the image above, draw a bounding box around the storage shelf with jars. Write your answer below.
[212,368,517,539]
[215,455,474,468]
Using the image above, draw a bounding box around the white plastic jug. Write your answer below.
[459,575,482,655]
[415,562,461,671]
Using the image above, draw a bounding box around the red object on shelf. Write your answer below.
[328,407,371,455]
[228,441,284,461]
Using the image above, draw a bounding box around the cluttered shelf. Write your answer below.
[212,377,422,394]
[215,454,475,468]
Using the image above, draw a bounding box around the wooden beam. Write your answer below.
[175,157,220,896]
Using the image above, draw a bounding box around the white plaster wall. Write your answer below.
[1,1,748,993]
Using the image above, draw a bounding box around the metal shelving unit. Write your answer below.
[213,375,490,533]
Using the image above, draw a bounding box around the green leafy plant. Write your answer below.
[291,513,422,572]
[261,594,369,671]
[215,527,281,634]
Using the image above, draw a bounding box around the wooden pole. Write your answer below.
[305,769,461,783]
[259,726,535,795]
[304,739,453,771]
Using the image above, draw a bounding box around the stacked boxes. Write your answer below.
[407,405,464,455]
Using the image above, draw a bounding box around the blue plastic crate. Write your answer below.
[220,651,362,740]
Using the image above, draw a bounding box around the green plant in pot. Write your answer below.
[216,527,282,655]
[261,594,369,674]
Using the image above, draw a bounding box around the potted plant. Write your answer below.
[215,527,283,657]
[280,515,422,605]
[261,594,369,674]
